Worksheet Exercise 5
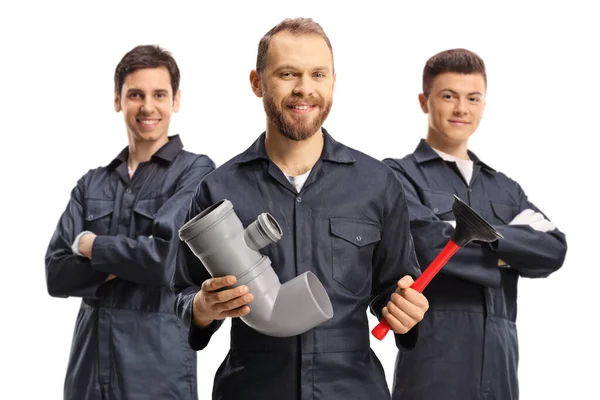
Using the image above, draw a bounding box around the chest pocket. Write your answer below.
[422,189,455,221]
[330,218,381,295]
[490,201,519,225]
[134,197,165,236]
[84,199,114,234]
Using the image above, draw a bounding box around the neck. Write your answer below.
[127,135,169,172]
[265,124,324,176]
[426,131,469,160]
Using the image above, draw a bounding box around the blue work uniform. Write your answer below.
[45,135,215,400]
[172,130,421,400]
[384,140,567,400]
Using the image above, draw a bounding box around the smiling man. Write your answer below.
[45,45,215,399]
[172,18,429,400]
[383,48,567,400]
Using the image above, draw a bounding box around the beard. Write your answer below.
[263,91,332,141]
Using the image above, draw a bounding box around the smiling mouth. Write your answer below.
[137,119,160,128]
[287,104,316,114]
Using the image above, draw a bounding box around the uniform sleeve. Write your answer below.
[492,179,567,278]
[384,159,502,288]
[45,174,110,298]
[369,170,422,350]
[170,179,223,351]
[89,156,215,286]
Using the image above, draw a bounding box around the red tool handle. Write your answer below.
[371,240,461,340]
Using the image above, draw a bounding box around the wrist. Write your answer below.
[79,233,97,259]
[71,230,94,257]
[192,291,214,329]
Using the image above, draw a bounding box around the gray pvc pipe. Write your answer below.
[179,199,334,337]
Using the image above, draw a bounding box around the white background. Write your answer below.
[1,1,597,399]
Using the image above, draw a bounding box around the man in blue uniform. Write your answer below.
[172,18,429,400]
[45,45,215,399]
[384,48,567,400]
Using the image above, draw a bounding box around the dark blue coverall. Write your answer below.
[172,131,421,400]
[45,136,215,399]
[384,140,567,400]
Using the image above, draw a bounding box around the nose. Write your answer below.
[292,74,315,97]
[454,98,468,115]
[140,96,156,114]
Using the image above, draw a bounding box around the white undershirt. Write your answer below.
[284,169,311,193]
[432,148,474,185]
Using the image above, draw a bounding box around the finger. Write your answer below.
[398,287,430,311]
[202,276,237,293]
[387,299,418,331]
[215,292,254,313]
[220,305,251,319]
[390,292,426,322]
[207,285,249,306]
[382,306,409,334]
[396,275,415,290]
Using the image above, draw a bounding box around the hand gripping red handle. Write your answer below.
[371,240,461,340]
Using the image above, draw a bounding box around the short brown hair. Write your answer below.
[256,18,334,73]
[422,48,486,97]
[114,45,180,98]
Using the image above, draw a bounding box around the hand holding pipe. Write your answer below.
[371,195,503,340]
[179,199,334,337]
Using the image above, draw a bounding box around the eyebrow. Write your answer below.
[311,66,331,72]
[273,65,332,73]
[439,88,484,96]
[125,88,170,94]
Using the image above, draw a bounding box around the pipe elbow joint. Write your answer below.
[179,199,333,337]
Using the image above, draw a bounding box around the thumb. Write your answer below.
[397,275,414,290]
